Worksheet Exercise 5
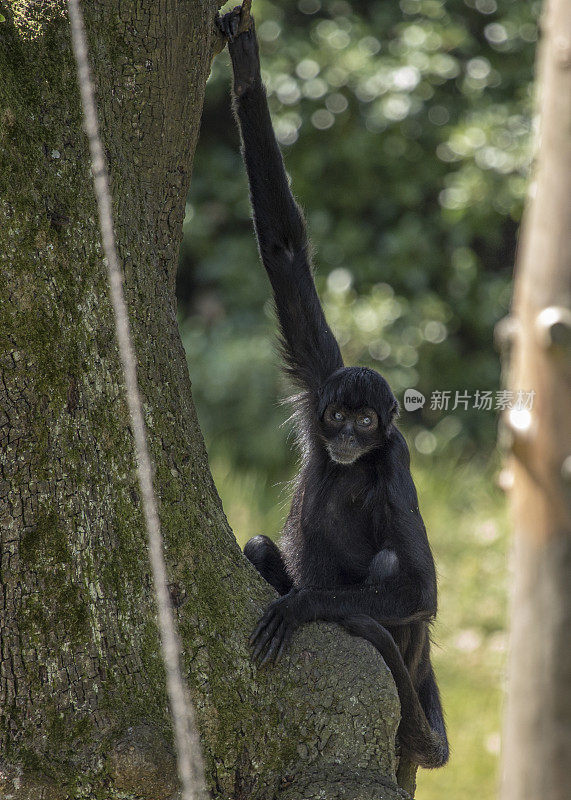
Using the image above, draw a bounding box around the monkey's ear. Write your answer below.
[391,400,400,419]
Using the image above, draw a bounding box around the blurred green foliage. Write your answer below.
[179,0,539,477]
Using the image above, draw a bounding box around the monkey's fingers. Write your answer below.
[249,606,277,646]
[274,626,293,664]
[216,1,252,41]
[251,613,281,660]
[216,7,241,42]
[228,8,241,41]
[259,622,286,667]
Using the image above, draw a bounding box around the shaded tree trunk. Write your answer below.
[0,3,413,798]
[499,0,571,798]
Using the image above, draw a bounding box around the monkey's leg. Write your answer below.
[244,535,293,596]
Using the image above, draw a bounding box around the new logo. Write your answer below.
[404,389,426,411]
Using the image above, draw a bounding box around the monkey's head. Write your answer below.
[317,367,399,465]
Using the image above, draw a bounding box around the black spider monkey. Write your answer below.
[217,5,449,769]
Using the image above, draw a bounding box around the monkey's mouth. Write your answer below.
[326,443,361,465]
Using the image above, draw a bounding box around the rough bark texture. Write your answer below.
[0,3,414,798]
[499,0,571,798]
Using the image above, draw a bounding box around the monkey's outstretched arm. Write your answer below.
[218,9,343,392]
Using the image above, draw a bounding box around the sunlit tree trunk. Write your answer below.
[0,2,412,798]
[499,1,571,798]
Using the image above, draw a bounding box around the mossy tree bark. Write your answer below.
[0,3,413,798]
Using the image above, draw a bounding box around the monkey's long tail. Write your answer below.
[340,614,449,769]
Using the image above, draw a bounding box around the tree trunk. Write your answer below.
[499,0,571,798]
[0,3,413,799]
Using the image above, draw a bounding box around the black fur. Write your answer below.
[218,7,449,770]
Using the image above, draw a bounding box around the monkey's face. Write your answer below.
[321,404,383,464]
[317,366,398,463]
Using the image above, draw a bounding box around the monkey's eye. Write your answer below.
[324,406,347,426]
[356,410,378,429]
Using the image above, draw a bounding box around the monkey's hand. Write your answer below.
[216,5,261,95]
[216,5,244,42]
[249,590,301,667]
